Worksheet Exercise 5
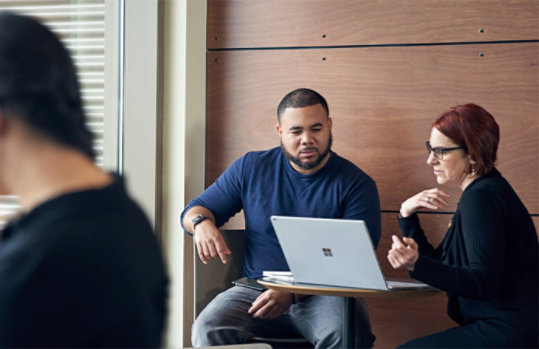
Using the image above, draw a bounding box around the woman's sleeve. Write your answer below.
[410,189,505,300]
[397,213,438,257]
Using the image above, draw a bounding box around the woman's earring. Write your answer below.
[471,165,476,176]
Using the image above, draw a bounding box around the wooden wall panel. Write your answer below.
[208,0,538,49]
[206,43,539,213]
[368,293,455,348]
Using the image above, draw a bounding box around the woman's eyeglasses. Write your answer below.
[426,141,467,160]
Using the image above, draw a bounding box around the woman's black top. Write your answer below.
[398,168,538,336]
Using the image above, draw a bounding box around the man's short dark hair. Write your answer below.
[277,88,329,123]
[0,12,95,159]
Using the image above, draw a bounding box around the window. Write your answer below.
[0,0,119,228]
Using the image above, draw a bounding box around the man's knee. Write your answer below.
[192,310,243,346]
[191,310,216,346]
[314,328,342,349]
[191,287,259,346]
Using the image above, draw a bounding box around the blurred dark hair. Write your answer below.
[277,88,329,123]
[0,12,95,159]
[433,103,499,176]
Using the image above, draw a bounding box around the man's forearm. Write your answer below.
[182,206,216,235]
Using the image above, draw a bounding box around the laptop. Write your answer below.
[268,215,431,291]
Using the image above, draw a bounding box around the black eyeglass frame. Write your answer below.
[425,141,467,160]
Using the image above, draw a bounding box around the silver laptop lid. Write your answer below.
[270,216,388,290]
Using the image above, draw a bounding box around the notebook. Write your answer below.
[268,215,431,291]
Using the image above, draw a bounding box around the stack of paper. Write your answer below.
[262,271,294,283]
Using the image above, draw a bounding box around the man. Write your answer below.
[182,88,381,348]
[0,12,167,347]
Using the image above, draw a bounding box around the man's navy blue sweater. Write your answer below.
[182,147,381,278]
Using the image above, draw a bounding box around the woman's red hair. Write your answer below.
[433,104,499,176]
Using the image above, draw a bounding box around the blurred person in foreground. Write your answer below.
[388,103,538,348]
[0,12,167,347]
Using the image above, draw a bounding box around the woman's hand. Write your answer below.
[400,188,449,217]
[387,235,419,271]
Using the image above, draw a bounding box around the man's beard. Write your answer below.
[281,134,332,171]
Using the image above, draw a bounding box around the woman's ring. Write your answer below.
[426,197,431,203]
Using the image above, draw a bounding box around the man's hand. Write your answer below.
[387,235,419,271]
[247,289,293,320]
[183,207,231,264]
[193,220,231,264]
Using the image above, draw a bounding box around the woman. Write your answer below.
[388,104,538,348]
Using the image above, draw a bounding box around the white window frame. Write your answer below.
[121,0,162,233]
[122,0,207,347]
[161,0,207,347]
[103,0,120,172]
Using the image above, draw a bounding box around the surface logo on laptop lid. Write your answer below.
[322,248,333,257]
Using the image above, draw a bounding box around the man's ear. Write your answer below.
[327,117,333,130]
[276,123,282,137]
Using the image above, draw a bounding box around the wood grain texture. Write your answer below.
[206,43,539,213]
[208,0,539,49]
[368,293,456,348]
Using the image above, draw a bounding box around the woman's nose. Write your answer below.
[427,152,437,165]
